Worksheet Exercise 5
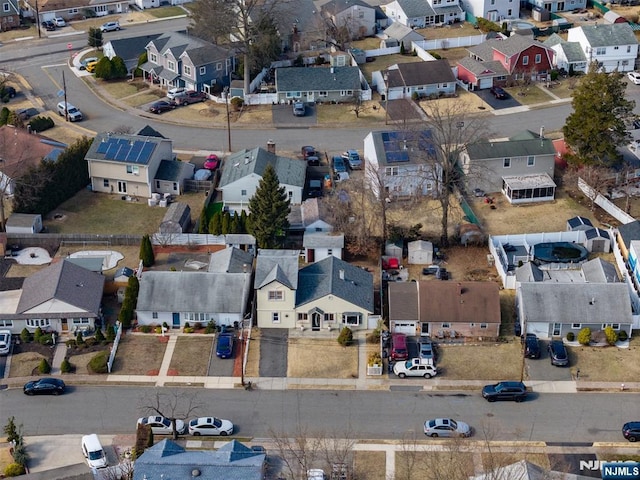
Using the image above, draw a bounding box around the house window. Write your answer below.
[614,46,619,50]
[628,46,632,53]
[319,91,328,97]
[441,323,451,328]
[507,8,512,14]
[286,92,302,98]
[571,323,581,329]
[168,61,176,72]
[3,2,10,10]
[385,166,399,176]
[200,67,206,75]
[156,180,160,189]
[184,312,208,322]
[324,313,334,322]
[103,179,109,188]
[602,323,620,329]
[216,62,222,71]
[152,312,158,319]
[340,90,353,96]
[480,323,488,329]
[527,156,535,166]
[327,248,333,255]
[535,54,541,64]
[272,312,280,323]
[0,320,13,327]
[358,10,364,17]
[552,323,561,336]
[241,189,247,196]
[268,291,284,301]
[522,55,529,65]
[173,182,178,191]
[343,313,361,326]
[72,318,90,325]
[68,7,78,13]
[150,53,157,63]
[298,313,308,321]
[503,158,511,168]
[126,165,139,175]
[288,191,293,198]
[26,319,51,328]
[596,47,606,55]
[184,65,191,76]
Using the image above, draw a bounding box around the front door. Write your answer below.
[61,318,68,331]
[421,322,429,336]
[172,313,180,328]
[312,313,321,331]
[117,181,127,193]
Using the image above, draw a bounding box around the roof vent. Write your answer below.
[244,156,250,164]
[589,297,595,305]
[339,269,345,280]
[192,469,201,477]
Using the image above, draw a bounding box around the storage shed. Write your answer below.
[408,240,433,265]
[604,11,627,24]
[385,241,403,258]
[566,216,593,231]
[159,202,191,234]
[584,227,611,253]
[5,213,43,234]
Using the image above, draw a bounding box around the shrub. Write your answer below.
[337,327,353,346]
[4,416,19,444]
[139,325,152,333]
[88,350,110,374]
[4,463,25,477]
[162,322,169,329]
[106,324,116,342]
[230,96,243,111]
[411,91,419,102]
[155,326,162,334]
[184,327,194,334]
[76,332,85,346]
[38,358,51,374]
[205,320,217,334]
[66,339,77,348]
[577,327,592,346]
[368,352,382,366]
[604,326,618,345]
[84,337,97,347]
[28,115,54,133]
[619,330,629,341]
[20,328,31,343]
[38,334,53,345]
[33,327,44,342]
[566,331,575,342]
[11,442,28,468]
[134,424,153,458]
[94,327,105,343]
[193,322,202,330]
[60,358,72,373]
[366,330,380,344]
[184,322,191,329]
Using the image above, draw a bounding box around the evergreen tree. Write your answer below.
[247,163,290,248]
[87,27,103,48]
[563,62,634,166]
[110,56,128,79]
[231,212,241,233]
[94,57,113,80]
[221,211,231,234]
[209,211,222,234]
[139,234,155,267]
[126,276,140,309]
[198,206,209,233]
[240,210,248,233]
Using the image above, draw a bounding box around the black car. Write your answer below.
[524,333,541,359]
[490,86,508,99]
[548,340,569,366]
[41,20,56,31]
[149,100,176,114]
[24,377,66,395]
[482,381,527,402]
[0,86,16,99]
[622,422,640,442]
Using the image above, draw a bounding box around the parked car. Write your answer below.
[79,56,98,71]
[524,333,541,359]
[482,381,527,402]
[149,100,176,114]
[166,87,187,100]
[54,17,66,27]
[423,418,472,438]
[628,71,640,85]
[81,434,108,469]
[490,86,508,99]
[548,340,569,366]
[100,21,120,32]
[0,330,11,355]
[307,470,326,480]
[204,154,220,170]
[137,416,187,435]
[473,188,485,197]
[393,359,437,378]
[188,417,234,436]
[216,329,234,359]
[41,20,56,31]
[622,422,640,442]
[342,150,362,169]
[308,179,323,198]
[293,101,305,116]
[332,156,347,175]
[390,332,408,361]
[301,145,317,159]
[306,155,320,166]
[57,101,83,121]
[85,61,98,74]
[422,265,440,276]
[418,339,436,363]
[23,377,66,395]
[0,85,16,99]
[178,90,207,105]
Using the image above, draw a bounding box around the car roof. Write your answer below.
[624,421,640,428]
[497,381,525,387]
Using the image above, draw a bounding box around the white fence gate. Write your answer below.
[107,321,122,374]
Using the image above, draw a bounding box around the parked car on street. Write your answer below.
[178,90,207,105]
[524,333,541,359]
[393,359,437,378]
[423,418,472,438]
[216,329,234,359]
[149,100,176,114]
[548,340,569,366]
[490,86,508,99]
[628,71,640,85]
[0,330,11,355]
[79,57,98,70]
[342,150,362,169]
[332,156,347,175]
[137,416,186,435]
[293,101,305,116]
[188,417,234,436]
[301,145,317,159]
[482,381,527,402]
[622,422,640,442]
[23,378,66,395]
[100,21,120,32]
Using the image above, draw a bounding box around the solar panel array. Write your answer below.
[382,131,436,163]
[95,137,156,164]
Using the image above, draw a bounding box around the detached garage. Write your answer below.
[408,240,433,265]
[388,282,418,334]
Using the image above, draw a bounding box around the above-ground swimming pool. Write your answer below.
[533,242,589,264]
[510,21,535,30]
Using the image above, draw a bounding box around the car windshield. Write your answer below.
[161,418,171,427]
[428,419,436,428]
[88,450,103,460]
[449,420,458,429]
[211,418,222,427]
[403,361,413,368]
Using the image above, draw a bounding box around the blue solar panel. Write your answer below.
[382,130,434,163]
[96,137,156,164]
[138,143,155,164]
[96,140,109,154]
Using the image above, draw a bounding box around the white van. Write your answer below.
[57,101,83,122]
[81,434,108,469]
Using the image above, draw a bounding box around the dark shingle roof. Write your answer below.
[106,34,160,61]
[276,66,361,92]
[135,125,166,138]
[617,220,640,250]
[155,159,193,182]
[321,0,372,15]
[183,44,234,67]
[388,282,418,320]
[567,216,593,229]
[219,147,306,188]
[254,250,300,290]
[394,0,436,17]
[577,23,637,47]
[465,137,556,160]
[385,60,455,88]
[457,57,508,77]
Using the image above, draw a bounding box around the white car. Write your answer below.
[628,71,640,85]
[307,470,326,480]
[54,17,66,27]
[188,417,234,436]
[423,418,472,438]
[0,330,11,355]
[137,416,186,435]
[167,87,187,100]
[100,21,120,32]
[393,358,438,378]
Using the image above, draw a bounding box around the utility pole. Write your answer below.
[224,86,231,152]
[62,70,68,122]
[35,0,41,39]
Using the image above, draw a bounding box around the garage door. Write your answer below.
[479,78,493,89]
[391,321,417,335]
[527,322,549,339]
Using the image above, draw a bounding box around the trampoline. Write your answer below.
[533,242,588,264]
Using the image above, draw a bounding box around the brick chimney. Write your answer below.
[267,139,276,154]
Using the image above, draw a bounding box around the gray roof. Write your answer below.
[383,22,424,41]
[408,240,433,252]
[276,66,361,93]
[558,41,587,63]
[515,262,544,283]
[86,132,170,166]
[106,34,160,61]
[385,60,455,88]
[581,258,619,283]
[183,43,234,67]
[471,459,595,480]
[225,233,256,246]
[567,216,593,229]
[208,247,254,273]
[465,137,556,160]
[457,57,508,77]
[617,220,640,249]
[576,23,637,47]
[65,257,105,273]
[468,35,551,61]
[254,249,300,290]
[219,147,306,188]
[543,33,564,47]
[321,0,372,15]
[17,260,105,316]
[296,256,374,312]
[585,227,609,240]
[393,0,436,17]
[518,282,632,325]
[388,281,418,320]
[136,270,249,313]
[368,129,437,167]
[148,31,209,59]
[303,232,345,248]
[6,213,40,228]
[135,125,166,138]
[133,439,265,480]
[155,159,193,182]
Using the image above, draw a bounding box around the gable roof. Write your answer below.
[617,220,640,250]
[385,60,455,88]
[321,0,372,15]
[574,23,637,47]
[388,281,418,320]
[585,227,609,241]
[276,66,361,92]
[254,250,300,290]
[115,266,135,278]
[384,22,423,41]
[148,31,210,59]
[87,132,170,166]
[135,125,166,138]
[367,129,437,167]
[208,247,254,273]
[545,36,587,63]
[296,256,374,311]
[567,216,593,229]
[392,0,436,17]
[457,57,509,77]
[470,459,593,480]
[468,36,552,62]
[219,147,306,188]
[0,125,66,179]
[106,34,160,61]
[17,260,105,316]
[417,281,500,324]
[581,257,619,283]
[465,137,556,160]
[155,159,194,182]
[303,232,344,248]
[181,43,234,67]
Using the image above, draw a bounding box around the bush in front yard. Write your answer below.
[577,327,592,346]
[38,358,51,374]
[204,320,217,334]
[368,352,382,366]
[619,330,629,341]
[337,327,353,346]
[4,463,26,477]
[566,331,575,342]
[88,350,109,374]
[106,324,116,342]
[139,325,152,333]
[60,358,72,373]
[94,327,105,343]
[604,326,618,345]
[20,328,31,343]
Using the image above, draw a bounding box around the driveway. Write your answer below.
[382,99,423,122]
[272,103,317,127]
[258,329,288,377]
[525,340,573,381]
[474,89,521,110]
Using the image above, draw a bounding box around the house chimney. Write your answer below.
[331,67,335,74]
[339,269,345,280]
[267,139,276,154]
[540,125,545,139]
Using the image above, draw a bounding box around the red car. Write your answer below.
[178,90,207,106]
[204,154,220,170]
[149,100,176,114]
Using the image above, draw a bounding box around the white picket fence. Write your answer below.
[578,177,635,225]
[412,34,486,51]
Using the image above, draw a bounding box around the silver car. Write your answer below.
[423,418,472,438]
[137,416,186,435]
[188,417,234,436]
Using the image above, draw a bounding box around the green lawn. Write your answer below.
[148,6,187,18]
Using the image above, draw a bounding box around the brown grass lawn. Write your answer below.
[65,351,99,375]
[111,334,166,375]
[354,451,386,480]
[437,341,522,380]
[245,329,261,377]
[316,100,386,125]
[168,336,214,376]
[396,450,475,479]
[504,84,554,106]
[569,337,640,382]
[386,195,467,241]
[287,338,358,379]
[9,351,48,377]
[359,54,424,83]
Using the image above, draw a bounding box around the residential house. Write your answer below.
[288,198,334,233]
[139,32,236,93]
[384,0,464,28]
[515,257,620,284]
[103,34,161,75]
[0,125,67,196]
[460,35,555,86]
[459,131,557,203]
[133,439,266,480]
[218,146,306,213]
[267,0,327,54]
[254,249,300,329]
[388,280,501,338]
[275,66,367,104]
[470,459,592,480]
[303,232,344,262]
[566,23,638,73]
[136,247,254,329]
[616,220,640,260]
[0,259,105,335]
[0,0,20,31]
[364,129,440,199]
[373,60,456,100]
[381,22,425,50]
[320,0,377,39]
[517,282,632,340]
[463,0,519,22]
[5,214,43,234]
[544,33,588,73]
[526,0,586,13]
[24,0,128,23]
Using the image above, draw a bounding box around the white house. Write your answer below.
[384,0,464,27]
[372,60,457,100]
[303,232,344,262]
[463,0,519,22]
[320,0,377,39]
[566,23,638,73]
[543,33,588,73]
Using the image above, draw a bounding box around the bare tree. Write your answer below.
[138,389,204,440]
[268,424,323,479]
[563,164,614,211]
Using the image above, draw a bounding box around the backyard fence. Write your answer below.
[107,321,122,374]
